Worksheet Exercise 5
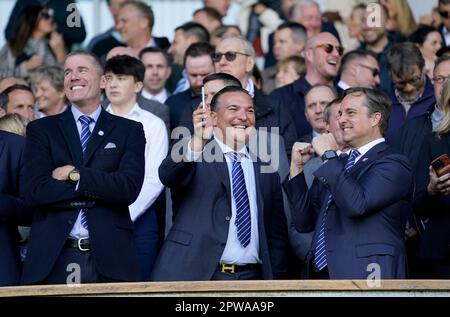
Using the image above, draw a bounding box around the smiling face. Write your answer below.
[211,91,256,150]
[63,54,102,109]
[34,79,65,113]
[305,33,342,81]
[338,93,381,148]
[420,31,443,60]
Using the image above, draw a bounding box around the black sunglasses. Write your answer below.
[39,11,52,20]
[212,51,250,63]
[358,64,379,77]
[315,43,344,56]
[440,10,450,19]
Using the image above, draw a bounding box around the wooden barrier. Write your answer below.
[1,280,450,297]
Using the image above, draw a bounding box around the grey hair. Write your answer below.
[220,34,255,58]
[292,0,320,20]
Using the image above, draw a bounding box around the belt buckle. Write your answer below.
[221,264,235,273]
[77,237,90,251]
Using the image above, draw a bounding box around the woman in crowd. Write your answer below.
[379,0,417,36]
[414,79,450,279]
[0,5,66,80]
[275,55,305,88]
[411,25,443,79]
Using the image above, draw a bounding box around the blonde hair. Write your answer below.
[0,113,28,136]
[435,79,450,135]
[387,0,417,36]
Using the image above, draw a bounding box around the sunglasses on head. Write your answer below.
[315,43,344,56]
[440,10,450,19]
[212,51,250,63]
[358,64,379,77]
[39,11,52,20]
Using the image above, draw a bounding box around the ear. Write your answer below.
[100,75,107,89]
[0,107,6,117]
[210,111,218,126]
[245,56,255,74]
[304,48,314,64]
[134,81,143,93]
[296,41,305,54]
[371,112,382,127]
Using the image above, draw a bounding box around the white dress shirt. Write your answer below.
[186,136,261,265]
[354,138,385,164]
[106,103,168,221]
[69,105,102,239]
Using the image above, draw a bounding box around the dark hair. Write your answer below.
[210,86,250,112]
[9,5,44,57]
[339,49,378,76]
[203,72,242,87]
[323,96,343,124]
[435,55,450,70]
[343,87,392,135]
[410,24,440,46]
[104,55,145,82]
[0,84,34,110]
[175,22,210,43]
[194,7,222,24]
[121,0,154,29]
[386,42,425,77]
[139,46,170,66]
[276,22,307,43]
[183,42,214,67]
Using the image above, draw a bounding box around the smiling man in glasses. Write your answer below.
[270,32,342,139]
[385,42,436,143]
[337,50,380,91]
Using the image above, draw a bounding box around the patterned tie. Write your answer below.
[78,115,94,230]
[229,152,251,248]
[314,149,361,271]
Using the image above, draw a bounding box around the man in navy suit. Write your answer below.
[21,51,145,285]
[0,131,31,286]
[284,87,413,279]
[152,86,289,281]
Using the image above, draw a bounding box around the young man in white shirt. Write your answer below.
[103,55,168,281]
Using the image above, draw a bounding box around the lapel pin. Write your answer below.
[98,130,104,136]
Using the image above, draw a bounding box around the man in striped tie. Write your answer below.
[284,87,414,279]
[152,86,290,281]
[21,51,146,285]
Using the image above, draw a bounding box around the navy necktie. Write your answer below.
[228,152,251,248]
[314,149,361,271]
[78,115,94,230]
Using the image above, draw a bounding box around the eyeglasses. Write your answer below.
[439,10,450,19]
[432,75,450,84]
[39,11,52,20]
[212,51,250,63]
[392,75,423,88]
[358,64,380,77]
[315,43,344,56]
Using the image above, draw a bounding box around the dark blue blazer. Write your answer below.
[284,142,413,279]
[414,132,450,261]
[21,107,146,284]
[0,131,31,286]
[151,139,290,281]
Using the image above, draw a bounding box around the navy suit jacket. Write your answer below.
[21,107,145,284]
[0,131,31,286]
[284,142,413,279]
[151,139,290,281]
[414,132,450,261]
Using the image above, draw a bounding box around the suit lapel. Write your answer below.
[211,141,232,202]
[252,157,265,218]
[348,142,388,177]
[59,107,83,165]
[83,109,114,164]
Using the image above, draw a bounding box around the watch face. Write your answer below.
[69,171,80,182]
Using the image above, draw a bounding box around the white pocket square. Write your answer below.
[104,142,116,149]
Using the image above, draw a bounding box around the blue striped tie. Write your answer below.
[78,115,94,230]
[314,149,361,271]
[229,152,251,248]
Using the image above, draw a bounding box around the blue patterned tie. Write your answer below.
[314,149,361,271]
[229,152,251,248]
[78,115,94,230]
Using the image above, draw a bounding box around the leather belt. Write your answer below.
[65,237,90,251]
[218,263,260,273]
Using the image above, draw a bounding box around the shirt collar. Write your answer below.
[71,104,102,123]
[245,79,255,98]
[354,138,385,162]
[337,80,351,90]
[105,102,141,117]
[213,133,249,159]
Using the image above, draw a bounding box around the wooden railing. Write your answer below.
[1,280,450,297]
